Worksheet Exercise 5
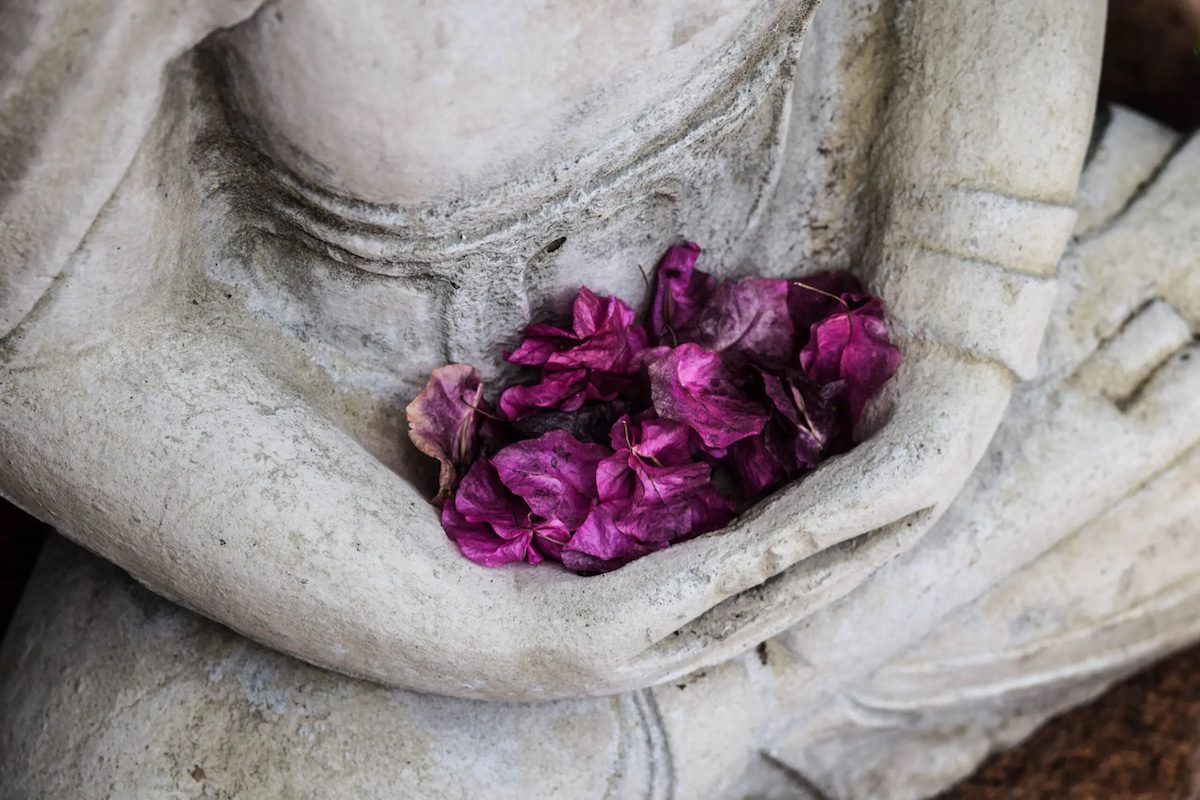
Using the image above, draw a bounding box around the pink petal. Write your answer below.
[787,271,864,347]
[727,434,790,496]
[616,460,735,543]
[648,343,768,451]
[650,242,715,345]
[442,501,540,567]
[607,414,694,466]
[761,372,840,467]
[453,459,524,526]
[498,369,589,419]
[799,298,900,426]
[694,277,794,364]
[565,505,657,564]
[491,430,609,529]
[406,364,487,506]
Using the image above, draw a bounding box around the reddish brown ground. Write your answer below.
[1,1,1198,795]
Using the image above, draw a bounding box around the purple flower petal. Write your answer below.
[544,288,650,375]
[650,242,715,345]
[453,458,524,526]
[648,343,768,451]
[491,430,609,530]
[761,371,841,468]
[505,287,648,374]
[787,271,864,347]
[505,322,575,367]
[694,277,794,364]
[442,500,539,567]
[498,369,589,419]
[607,414,694,467]
[406,364,487,506]
[444,461,542,566]
[444,459,577,567]
[561,505,661,573]
[614,459,735,543]
[726,434,791,496]
[799,297,901,427]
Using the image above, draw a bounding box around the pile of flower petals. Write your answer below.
[407,242,901,574]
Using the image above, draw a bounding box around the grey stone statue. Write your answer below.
[3,0,1197,797]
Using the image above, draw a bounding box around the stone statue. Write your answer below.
[3,0,1196,797]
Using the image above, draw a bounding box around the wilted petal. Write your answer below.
[617,460,735,543]
[607,414,693,466]
[442,500,539,567]
[649,343,768,451]
[506,288,648,374]
[546,290,649,375]
[453,458,523,526]
[800,298,900,426]
[695,277,794,364]
[406,364,487,506]
[727,434,791,496]
[491,430,609,529]
[761,371,841,467]
[498,369,589,420]
[505,322,574,367]
[561,505,661,573]
[788,271,864,346]
[650,242,715,345]
[570,286,635,337]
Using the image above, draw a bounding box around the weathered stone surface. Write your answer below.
[0,0,1104,700]
[4,105,1197,800]
[765,109,1200,799]
[0,538,782,800]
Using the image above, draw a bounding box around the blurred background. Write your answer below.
[1,0,1198,796]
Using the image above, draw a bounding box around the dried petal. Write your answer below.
[607,458,735,543]
[695,277,794,364]
[498,369,589,419]
[561,505,662,573]
[760,371,841,468]
[444,459,573,567]
[607,414,694,466]
[491,430,609,530]
[726,434,790,496]
[788,271,864,347]
[649,242,715,345]
[506,288,649,373]
[799,297,901,427]
[444,461,541,566]
[406,364,487,506]
[442,500,538,567]
[648,343,768,451]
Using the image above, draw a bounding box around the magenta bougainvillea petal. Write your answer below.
[411,240,899,574]
[799,297,900,427]
[648,343,768,451]
[491,430,608,530]
[787,271,864,345]
[694,277,794,364]
[498,368,589,419]
[442,500,540,567]
[649,242,715,345]
[760,371,841,468]
[561,505,662,573]
[445,459,577,566]
[607,414,694,466]
[726,434,790,496]
[502,287,655,420]
[405,364,488,507]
